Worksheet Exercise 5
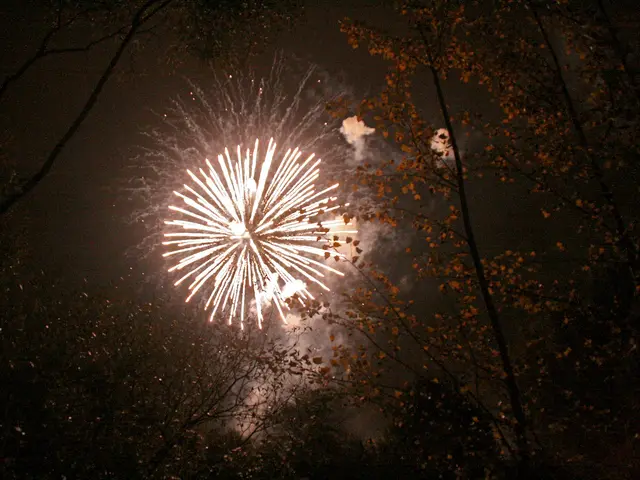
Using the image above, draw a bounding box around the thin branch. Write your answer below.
[0,22,62,100]
[0,4,98,101]
[0,0,174,217]
[528,1,638,282]
[43,26,130,56]
[595,0,638,89]
[342,259,517,458]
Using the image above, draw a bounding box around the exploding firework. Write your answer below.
[163,138,356,328]
[130,54,352,250]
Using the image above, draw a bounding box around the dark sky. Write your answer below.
[3,0,628,440]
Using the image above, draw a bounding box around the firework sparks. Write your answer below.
[163,138,356,328]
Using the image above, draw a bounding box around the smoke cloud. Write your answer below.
[340,116,375,163]
[431,128,454,167]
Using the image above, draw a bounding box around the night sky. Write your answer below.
[2,1,639,477]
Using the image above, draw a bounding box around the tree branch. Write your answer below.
[528,1,638,283]
[0,0,174,217]
[416,21,530,467]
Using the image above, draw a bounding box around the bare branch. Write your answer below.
[0,0,174,217]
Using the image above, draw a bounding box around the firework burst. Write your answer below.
[164,138,356,328]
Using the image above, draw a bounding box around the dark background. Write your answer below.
[2,0,639,478]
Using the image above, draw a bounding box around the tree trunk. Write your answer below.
[429,64,530,469]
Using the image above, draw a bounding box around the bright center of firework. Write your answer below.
[229,221,248,237]
[163,138,356,329]
[245,178,257,195]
